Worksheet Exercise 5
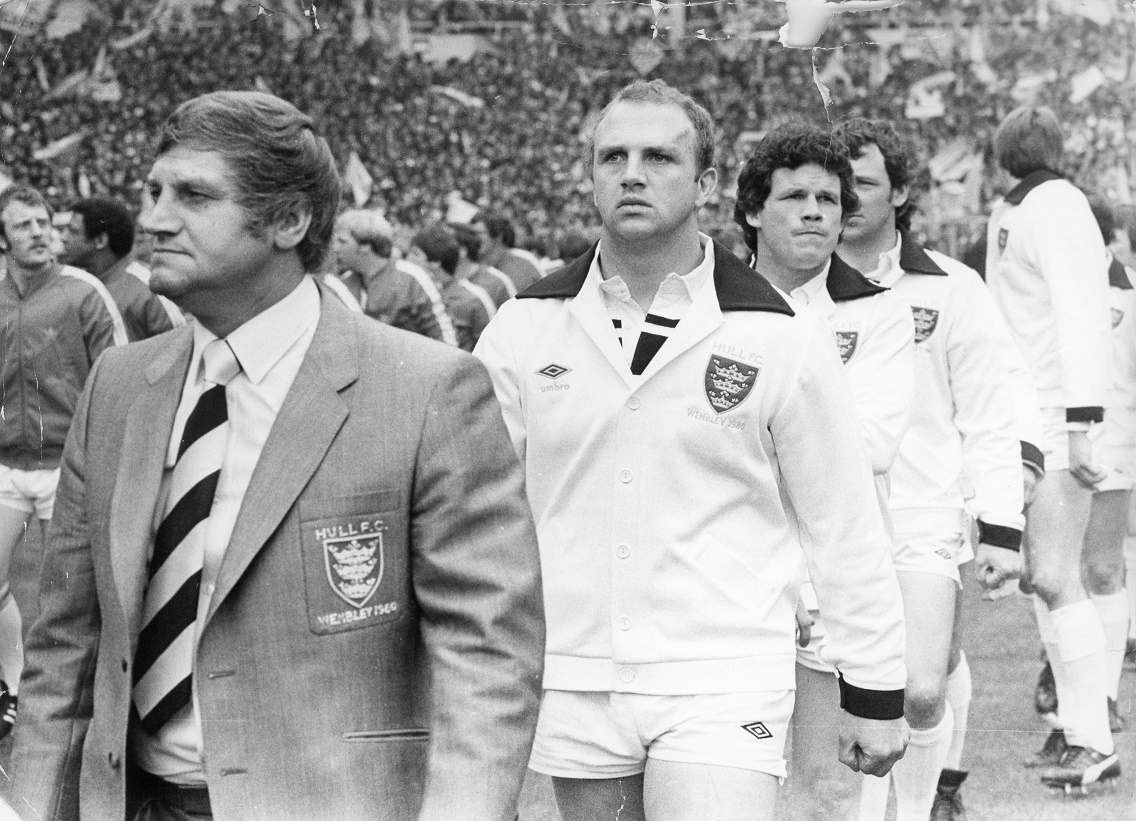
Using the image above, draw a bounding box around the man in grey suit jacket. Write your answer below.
[8,91,545,821]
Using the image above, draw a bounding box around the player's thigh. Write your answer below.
[0,502,32,584]
[786,664,860,820]
[1024,469,1094,577]
[1082,489,1130,592]
[897,570,956,724]
[644,758,781,821]
[552,774,646,821]
[948,569,966,670]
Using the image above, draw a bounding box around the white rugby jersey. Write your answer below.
[788,255,914,476]
[986,172,1111,426]
[475,240,907,717]
[875,233,1025,546]
[1104,256,1136,465]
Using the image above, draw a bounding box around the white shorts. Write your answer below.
[1095,408,1135,492]
[0,465,60,520]
[891,528,965,584]
[1040,407,1072,472]
[529,688,794,780]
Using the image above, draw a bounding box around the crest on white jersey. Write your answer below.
[911,307,940,344]
[998,227,1008,252]
[835,331,859,364]
[704,355,759,415]
[1112,308,1124,330]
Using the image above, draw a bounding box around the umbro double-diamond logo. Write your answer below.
[536,363,571,380]
[741,721,772,740]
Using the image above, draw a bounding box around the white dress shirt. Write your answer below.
[132,275,321,783]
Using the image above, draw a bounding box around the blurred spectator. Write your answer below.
[60,196,184,340]
[412,223,493,350]
[470,212,543,291]
[334,209,459,345]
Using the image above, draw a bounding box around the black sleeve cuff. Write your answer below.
[1021,441,1045,474]
[978,521,1022,551]
[1066,406,1104,424]
[838,673,904,720]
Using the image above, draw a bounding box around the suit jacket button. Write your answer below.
[108,751,121,769]
[122,659,129,673]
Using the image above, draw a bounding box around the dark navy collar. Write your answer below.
[519,241,794,315]
[1110,257,1133,290]
[897,230,949,276]
[826,254,888,301]
[1005,169,1064,205]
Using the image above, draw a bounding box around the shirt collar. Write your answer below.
[859,236,902,284]
[789,259,832,306]
[589,233,716,303]
[191,275,321,385]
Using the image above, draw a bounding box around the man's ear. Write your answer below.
[93,232,109,251]
[271,203,314,253]
[890,185,910,209]
[695,167,718,209]
[744,211,761,230]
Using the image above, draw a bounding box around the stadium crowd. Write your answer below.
[1,1,1132,257]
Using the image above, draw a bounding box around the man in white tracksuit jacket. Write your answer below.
[985,105,1117,792]
[474,80,908,821]
[728,122,915,821]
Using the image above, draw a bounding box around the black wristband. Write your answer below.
[1066,406,1104,424]
[978,521,1022,552]
[838,673,904,720]
[1021,441,1044,475]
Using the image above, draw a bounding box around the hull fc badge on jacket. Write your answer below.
[911,307,940,344]
[835,331,859,364]
[705,355,759,414]
[324,531,385,608]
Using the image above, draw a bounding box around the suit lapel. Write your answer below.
[205,297,357,625]
[110,326,193,644]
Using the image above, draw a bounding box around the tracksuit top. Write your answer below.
[986,171,1111,424]
[474,241,907,719]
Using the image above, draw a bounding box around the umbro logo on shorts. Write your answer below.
[741,721,772,740]
[935,548,952,561]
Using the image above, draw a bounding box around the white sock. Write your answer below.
[1052,600,1114,753]
[1034,595,1066,730]
[0,592,23,696]
[1125,536,1136,640]
[857,770,890,821]
[944,651,972,770]
[1091,590,1129,700]
[891,703,953,821]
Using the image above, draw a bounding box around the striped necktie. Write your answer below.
[133,339,240,735]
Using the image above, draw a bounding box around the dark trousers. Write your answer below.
[126,764,213,821]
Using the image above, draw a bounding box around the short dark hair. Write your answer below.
[155,91,342,271]
[451,222,482,261]
[733,123,858,251]
[0,185,50,243]
[71,196,135,258]
[413,224,460,276]
[993,106,1064,179]
[832,117,922,231]
[1087,194,1115,246]
[473,213,515,248]
[587,79,716,175]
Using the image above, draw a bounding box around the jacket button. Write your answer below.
[108,752,121,769]
[627,396,641,410]
[619,470,632,483]
[122,659,129,673]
